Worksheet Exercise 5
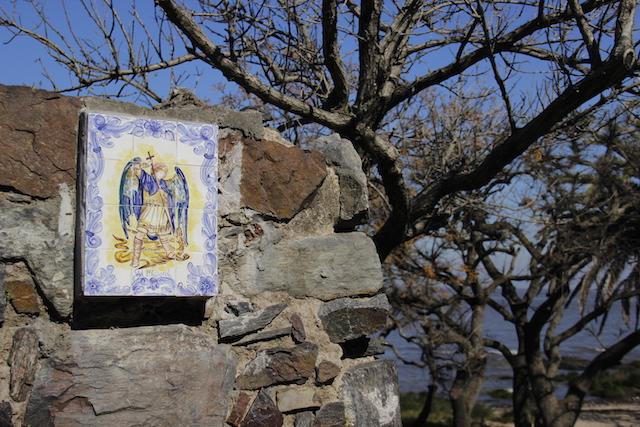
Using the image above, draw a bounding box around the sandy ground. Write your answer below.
[575,402,640,427]
[485,402,640,427]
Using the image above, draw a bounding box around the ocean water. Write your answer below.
[382,295,640,402]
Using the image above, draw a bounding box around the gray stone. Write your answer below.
[236,342,318,390]
[342,361,401,427]
[25,325,236,426]
[0,265,5,324]
[8,328,39,402]
[218,135,244,218]
[240,390,283,427]
[314,402,346,427]
[316,360,340,384]
[227,300,253,316]
[307,134,369,229]
[249,233,382,300]
[233,327,292,346]
[0,402,12,427]
[82,96,265,139]
[0,189,75,319]
[290,313,307,343]
[294,411,314,427]
[318,294,391,343]
[219,303,287,342]
[276,387,320,413]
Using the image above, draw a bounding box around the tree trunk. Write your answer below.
[512,354,535,427]
[449,366,484,427]
[412,384,436,427]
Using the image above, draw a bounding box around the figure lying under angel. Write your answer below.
[118,154,190,268]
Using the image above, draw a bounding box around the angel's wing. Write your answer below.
[172,166,190,244]
[119,158,143,239]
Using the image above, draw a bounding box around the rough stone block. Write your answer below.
[276,387,320,413]
[227,392,253,427]
[295,411,314,427]
[307,134,369,229]
[318,294,391,343]
[4,262,39,315]
[219,303,287,342]
[0,265,5,324]
[236,342,318,390]
[0,190,75,318]
[241,137,327,219]
[0,402,12,427]
[342,361,401,427]
[0,86,80,199]
[240,389,283,427]
[290,313,307,343]
[8,328,39,402]
[24,325,236,426]
[316,360,340,384]
[248,233,382,300]
[232,327,292,346]
[314,402,346,427]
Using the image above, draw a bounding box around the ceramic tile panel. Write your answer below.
[81,112,218,296]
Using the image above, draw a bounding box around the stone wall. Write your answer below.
[0,85,401,427]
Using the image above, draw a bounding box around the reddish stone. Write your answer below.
[240,389,283,427]
[236,343,318,390]
[240,137,327,219]
[227,392,253,427]
[0,85,80,198]
[4,263,39,315]
[290,313,306,343]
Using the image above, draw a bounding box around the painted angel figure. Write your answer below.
[119,155,189,268]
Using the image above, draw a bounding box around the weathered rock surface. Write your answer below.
[219,303,287,342]
[24,325,236,426]
[0,190,74,318]
[276,387,320,413]
[241,137,327,219]
[307,134,369,229]
[8,328,39,402]
[233,327,292,346]
[314,402,346,427]
[316,360,340,384]
[294,411,315,427]
[250,233,382,300]
[219,135,244,217]
[0,265,6,324]
[4,262,39,315]
[0,86,80,199]
[0,402,12,427]
[319,294,391,343]
[290,313,307,343]
[236,342,318,390]
[83,96,265,139]
[342,361,401,427]
[240,389,283,427]
[227,392,253,427]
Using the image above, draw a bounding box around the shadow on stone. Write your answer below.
[72,296,206,329]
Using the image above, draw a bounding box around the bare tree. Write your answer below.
[388,110,640,427]
[2,0,639,260]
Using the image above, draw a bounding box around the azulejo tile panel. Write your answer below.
[81,112,219,296]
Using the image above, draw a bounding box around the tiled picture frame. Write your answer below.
[79,111,218,296]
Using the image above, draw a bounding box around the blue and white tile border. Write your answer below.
[81,111,219,296]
